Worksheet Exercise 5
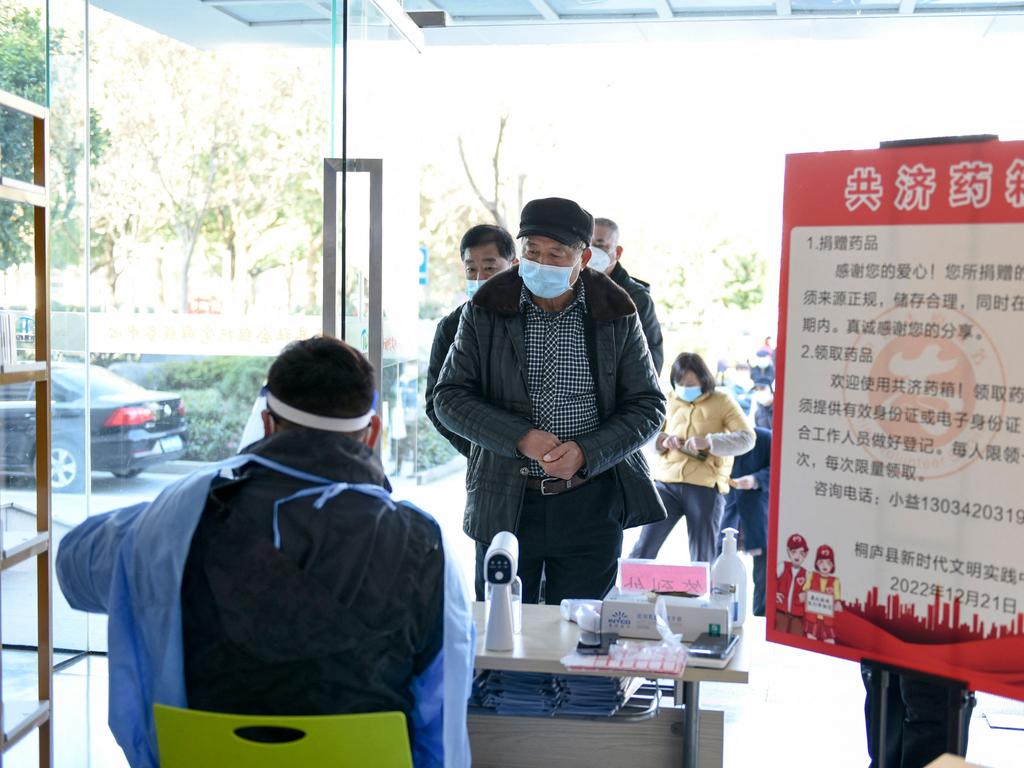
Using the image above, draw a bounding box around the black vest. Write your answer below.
[180,430,444,719]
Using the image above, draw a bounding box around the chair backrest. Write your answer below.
[153,704,413,768]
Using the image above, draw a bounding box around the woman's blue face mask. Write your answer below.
[674,385,703,402]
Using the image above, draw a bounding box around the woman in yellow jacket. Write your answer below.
[630,352,756,563]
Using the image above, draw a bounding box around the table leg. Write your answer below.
[677,679,700,768]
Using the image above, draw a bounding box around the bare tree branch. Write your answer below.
[491,115,507,229]
[457,115,511,229]
[457,135,497,222]
[517,173,526,227]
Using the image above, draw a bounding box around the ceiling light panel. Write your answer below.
[546,0,660,17]
[212,2,328,23]
[789,0,900,12]
[668,0,776,12]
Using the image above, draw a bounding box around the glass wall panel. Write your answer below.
[0,0,45,381]
[339,1,425,483]
[1,0,91,653]
[0,0,50,663]
[48,0,90,653]
[0,390,41,654]
[334,1,474,585]
[2,727,39,768]
[82,6,331,648]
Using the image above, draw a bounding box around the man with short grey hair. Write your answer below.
[589,217,664,376]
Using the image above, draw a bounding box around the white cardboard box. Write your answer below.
[600,588,731,641]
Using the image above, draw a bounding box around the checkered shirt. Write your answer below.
[520,281,600,477]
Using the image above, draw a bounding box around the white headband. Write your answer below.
[265,391,374,433]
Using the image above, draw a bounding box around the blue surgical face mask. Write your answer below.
[466,279,484,299]
[520,257,578,299]
[675,385,703,402]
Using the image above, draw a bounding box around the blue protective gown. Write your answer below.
[56,452,474,768]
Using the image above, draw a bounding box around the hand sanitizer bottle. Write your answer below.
[711,527,747,627]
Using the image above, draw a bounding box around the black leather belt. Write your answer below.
[524,474,589,496]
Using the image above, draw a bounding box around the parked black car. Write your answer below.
[0,363,187,492]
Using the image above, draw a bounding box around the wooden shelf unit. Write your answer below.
[0,86,53,768]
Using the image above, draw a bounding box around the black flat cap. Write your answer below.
[517,197,594,247]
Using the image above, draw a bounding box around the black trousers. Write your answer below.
[861,664,975,768]
[475,472,623,605]
[751,552,766,617]
[630,481,724,563]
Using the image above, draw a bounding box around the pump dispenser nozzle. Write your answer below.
[721,527,739,554]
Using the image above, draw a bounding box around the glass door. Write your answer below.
[328,1,425,480]
[328,1,475,586]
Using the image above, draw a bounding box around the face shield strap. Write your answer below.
[265,391,374,433]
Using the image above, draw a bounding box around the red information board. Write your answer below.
[769,138,1024,699]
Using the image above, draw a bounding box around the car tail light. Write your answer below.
[104,406,156,427]
[176,399,186,416]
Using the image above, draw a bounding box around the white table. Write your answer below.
[471,603,750,768]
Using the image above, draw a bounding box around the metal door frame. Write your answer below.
[322,157,383,457]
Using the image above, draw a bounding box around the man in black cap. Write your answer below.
[433,197,667,604]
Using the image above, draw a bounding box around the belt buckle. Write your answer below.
[540,477,561,496]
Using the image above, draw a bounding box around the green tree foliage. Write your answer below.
[199,62,327,314]
[1,5,108,272]
[86,17,328,313]
[0,4,46,270]
[144,356,270,461]
[718,250,766,310]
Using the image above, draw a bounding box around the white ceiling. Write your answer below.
[89,0,1024,48]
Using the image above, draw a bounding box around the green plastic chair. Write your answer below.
[153,704,413,768]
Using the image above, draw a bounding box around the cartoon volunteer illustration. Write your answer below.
[775,533,809,635]
[800,544,842,644]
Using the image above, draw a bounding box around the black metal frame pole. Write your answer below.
[946,685,974,756]
[864,660,890,768]
[340,0,348,341]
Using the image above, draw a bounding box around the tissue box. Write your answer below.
[600,589,659,639]
[656,595,731,641]
[600,588,731,641]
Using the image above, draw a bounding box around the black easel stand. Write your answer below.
[863,659,976,768]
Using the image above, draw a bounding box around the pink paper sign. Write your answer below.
[619,560,709,596]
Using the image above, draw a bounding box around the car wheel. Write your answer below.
[112,468,143,479]
[50,440,85,493]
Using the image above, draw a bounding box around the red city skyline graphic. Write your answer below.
[846,585,1024,644]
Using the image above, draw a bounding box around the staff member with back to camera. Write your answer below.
[630,351,755,564]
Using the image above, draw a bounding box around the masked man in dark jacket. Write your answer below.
[589,216,664,376]
[434,197,667,604]
[425,224,516,457]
